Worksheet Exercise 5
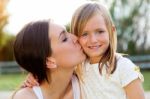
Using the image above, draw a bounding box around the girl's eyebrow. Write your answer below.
[95,28,104,31]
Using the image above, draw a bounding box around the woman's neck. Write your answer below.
[40,68,74,99]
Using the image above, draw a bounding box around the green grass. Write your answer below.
[0,73,27,91]
[141,70,150,91]
[0,70,150,91]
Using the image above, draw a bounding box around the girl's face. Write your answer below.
[79,14,109,62]
[49,22,85,68]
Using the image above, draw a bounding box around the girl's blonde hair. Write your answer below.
[71,2,117,75]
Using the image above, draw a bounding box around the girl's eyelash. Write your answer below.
[81,32,88,36]
[98,30,104,33]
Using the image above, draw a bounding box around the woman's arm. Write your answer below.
[124,78,145,99]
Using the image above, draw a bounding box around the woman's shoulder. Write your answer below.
[13,87,36,99]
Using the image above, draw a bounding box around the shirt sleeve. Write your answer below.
[118,57,144,87]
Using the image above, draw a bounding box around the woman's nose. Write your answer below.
[69,33,78,43]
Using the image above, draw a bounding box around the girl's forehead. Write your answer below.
[84,14,105,27]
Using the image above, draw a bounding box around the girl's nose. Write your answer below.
[89,33,97,43]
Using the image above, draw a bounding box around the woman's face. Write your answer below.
[49,22,86,68]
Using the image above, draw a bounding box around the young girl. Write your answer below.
[71,2,145,99]
[25,2,145,99]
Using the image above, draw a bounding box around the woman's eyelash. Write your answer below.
[62,37,68,42]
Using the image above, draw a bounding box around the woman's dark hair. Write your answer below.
[14,20,52,83]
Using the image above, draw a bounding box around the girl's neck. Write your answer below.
[40,68,74,99]
[89,56,101,64]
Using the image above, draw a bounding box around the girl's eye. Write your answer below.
[81,32,88,37]
[98,30,104,34]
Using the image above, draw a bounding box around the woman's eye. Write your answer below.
[61,32,68,42]
[62,37,68,42]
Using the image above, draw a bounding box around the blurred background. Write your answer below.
[0,0,150,98]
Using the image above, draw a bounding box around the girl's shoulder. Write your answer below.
[12,87,36,99]
[115,53,144,87]
[115,53,135,69]
[115,53,140,76]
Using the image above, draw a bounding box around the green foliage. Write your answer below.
[0,73,27,91]
[0,0,9,46]
[0,35,15,61]
[0,71,150,91]
[65,23,71,32]
[141,70,150,91]
[122,40,150,55]
[0,0,16,61]
[87,0,99,1]
[126,41,137,55]
[109,0,150,53]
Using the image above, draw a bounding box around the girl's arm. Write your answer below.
[124,78,145,99]
[21,73,39,88]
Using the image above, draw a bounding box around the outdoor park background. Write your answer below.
[0,0,150,98]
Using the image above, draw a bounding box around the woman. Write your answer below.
[13,19,85,99]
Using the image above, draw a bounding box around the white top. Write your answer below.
[32,75,80,99]
[78,54,144,99]
[33,86,43,99]
[72,75,80,99]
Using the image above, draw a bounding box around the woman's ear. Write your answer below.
[46,57,57,68]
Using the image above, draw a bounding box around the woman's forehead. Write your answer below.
[49,22,66,38]
[49,22,65,31]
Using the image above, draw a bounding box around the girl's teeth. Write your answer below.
[89,46,98,48]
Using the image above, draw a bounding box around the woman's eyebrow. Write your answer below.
[59,30,66,39]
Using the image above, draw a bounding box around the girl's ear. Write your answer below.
[46,57,57,69]
[112,25,116,33]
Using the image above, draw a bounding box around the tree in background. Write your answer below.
[0,0,15,61]
[0,0,9,47]
[109,0,150,54]
[132,0,150,53]
[65,23,70,33]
